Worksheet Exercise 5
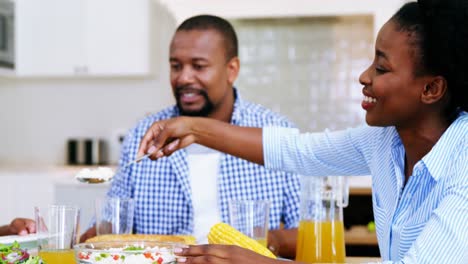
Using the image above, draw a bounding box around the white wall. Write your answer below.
[233,16,373,132]
[159,0,407,36]
[0,78,173,165]
[0,0,178,166]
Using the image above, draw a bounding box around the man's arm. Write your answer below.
[79,225,96,243]
[0,218,36,236]
[0,224,9,236]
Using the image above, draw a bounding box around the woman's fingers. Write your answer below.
[178,245,238,258]
[139,117,197,159]
[138,122,167,159]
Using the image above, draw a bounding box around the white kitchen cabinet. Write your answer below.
[5,0,150,77]
[0,167,109,236]
[0,170,55,226]
[14,0,86,76]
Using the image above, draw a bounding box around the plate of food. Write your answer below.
[74,241,183,264]
[0,241,43,264]
[85,234,196,245]
[75,167,115,184]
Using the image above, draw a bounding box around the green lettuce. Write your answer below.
[0,241,43,264]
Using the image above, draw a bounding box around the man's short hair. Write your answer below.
[177,15,238,61]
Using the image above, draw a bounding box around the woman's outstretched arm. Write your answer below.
[138,116,265,165]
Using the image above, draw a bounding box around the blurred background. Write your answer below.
[0,0,408,255]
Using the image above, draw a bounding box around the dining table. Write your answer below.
[1,234,383,263]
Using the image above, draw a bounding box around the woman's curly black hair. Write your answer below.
[391,0,468,118]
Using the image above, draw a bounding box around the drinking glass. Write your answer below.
[35,205,80,264]
[95,197,135,235]
[228,200,270,247]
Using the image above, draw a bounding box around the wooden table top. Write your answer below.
[278,257,381,263]
[346,256,381,263]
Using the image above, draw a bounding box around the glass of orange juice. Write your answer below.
[228,200,270,247]
[296,176,347,263]
[35,205,80,264]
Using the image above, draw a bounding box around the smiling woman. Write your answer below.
[138,0,468,263]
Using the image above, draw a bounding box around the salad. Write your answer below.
[76,244,177,264]
[0,241,43,264]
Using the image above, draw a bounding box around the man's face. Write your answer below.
[169,29,236,117]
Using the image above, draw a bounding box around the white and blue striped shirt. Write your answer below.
[264,112,468,263]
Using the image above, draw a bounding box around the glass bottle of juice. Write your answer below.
[296,176,348,263]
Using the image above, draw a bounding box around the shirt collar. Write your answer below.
[388,112,467,181]
[422,111,468,181]
[230,87,245,125]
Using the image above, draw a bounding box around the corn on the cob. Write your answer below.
[208,222,276,258]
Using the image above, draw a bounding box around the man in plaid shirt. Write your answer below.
[81,15,300,253]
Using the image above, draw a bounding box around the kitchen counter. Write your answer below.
[346,256,381,263]
[0,165,114,230]
[0,165,370,185]
[345,225,378,246]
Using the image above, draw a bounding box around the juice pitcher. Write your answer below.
[296,176,349,263]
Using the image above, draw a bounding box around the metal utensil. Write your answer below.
[76,177,108,184]
[123,153,151,168]
[76,154,151,184]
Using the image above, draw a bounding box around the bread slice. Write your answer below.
[86,234,196,245]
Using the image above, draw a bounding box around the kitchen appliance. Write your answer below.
[67,138,108,165]
[0,0,14,68]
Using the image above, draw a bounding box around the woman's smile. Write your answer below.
[361,95,377,111]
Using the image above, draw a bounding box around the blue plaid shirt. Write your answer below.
[107,88,300,235]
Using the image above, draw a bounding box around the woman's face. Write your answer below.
[359,20,429,128]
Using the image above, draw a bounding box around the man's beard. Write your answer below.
[175,86,214,117]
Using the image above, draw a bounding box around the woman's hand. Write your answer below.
[267,231,281,256]
[268,228,297,259]
[138,116,265,165]
[137,117,196,160]
[175,245,283,264]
